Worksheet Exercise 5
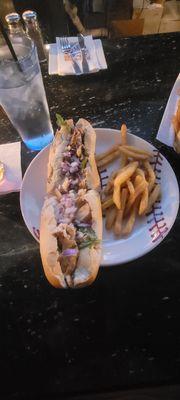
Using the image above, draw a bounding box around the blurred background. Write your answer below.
[0,0,180,41]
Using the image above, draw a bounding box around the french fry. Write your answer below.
[104,171,117,194]
[146,184,161,213]
[126,179,135,196]
[136,168,146,179]
[105,206,117,230]
[172,99,180,132]
[135,169,148,216]
[120,124,127,167]
[172,115,179,136]
[121,124,127,145]
[133,174,143,187]
[118,146,151,161]
[99,121,162,239]
[139,186,148,216]
[96,145,119,162]
[102,197,114,210]
[113,161,138,209]
[124,174,141,215]
[97,150,120,168]
[120,154,127,168]
[143,161,156,193]
[122,201,137,236]
[174,131,180,154]
[175,99,180,121]
[113,188,128,236]
[125,179,147,215]
[122,145,153,158]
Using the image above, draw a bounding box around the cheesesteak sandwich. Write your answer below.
[40,115,102,288]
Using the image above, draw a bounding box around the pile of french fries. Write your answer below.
[96,124,161,237]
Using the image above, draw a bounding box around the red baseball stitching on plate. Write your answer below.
[98,168,109,189]
[147,150,168,243]
[33,227,40,240]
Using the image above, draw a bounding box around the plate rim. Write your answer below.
[20,128,179,266]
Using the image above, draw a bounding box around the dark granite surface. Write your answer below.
[0,33,180,400]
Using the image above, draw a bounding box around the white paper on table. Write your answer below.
[0,141,22,195]
[48,43,58,75]
[156,73,180,147]
[56,35,99,75]
[48,39,107,76]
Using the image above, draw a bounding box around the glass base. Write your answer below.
[23,131,54,151]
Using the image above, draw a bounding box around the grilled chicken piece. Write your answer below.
[75,202,91,222]
[54,224,79,275]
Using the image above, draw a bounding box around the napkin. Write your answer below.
[49,36,107,76]
[156,73,180,147]
[0,142,22,195]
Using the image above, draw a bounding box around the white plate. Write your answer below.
[20,128,179,266]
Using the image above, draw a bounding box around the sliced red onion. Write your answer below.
[63,151,71,159]
[75,221,91,228]
[71,160,79,168]
[61,161,70,173]
[62,248,78,256]
[66,198,74,207]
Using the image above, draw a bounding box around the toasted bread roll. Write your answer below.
[40,117,102,288]
[40,190,102,288]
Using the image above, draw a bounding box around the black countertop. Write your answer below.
[0,33,180,400]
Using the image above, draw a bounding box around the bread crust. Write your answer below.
[40,196,67,288]
[70,190,102,288]
[40,118,102,288]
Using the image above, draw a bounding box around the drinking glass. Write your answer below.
[0,39,54,150]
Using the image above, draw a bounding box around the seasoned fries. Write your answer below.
[146,184,161,213]
[98,123,161,238]
[136,169,149,216]
[97,150,120,168]
[96,145,119,162]
[125,178,148,215]
[122,201,137,236]
[122,145,153,157]
[120,124,128,167]
[113,161,138,209]
[104,171,117,195]
[118,146,151,161]
[121,124,127,145]
[105,206,117,230]
[102,197,114,210]
[126,180,135,196]
[139,186,149,216]
[113,188,128,236]
[143,161,156,193]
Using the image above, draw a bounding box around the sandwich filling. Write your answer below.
[51,116,100,276]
